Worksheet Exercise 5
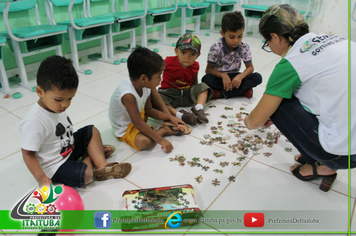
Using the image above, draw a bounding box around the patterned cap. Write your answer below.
[176,33,201,54]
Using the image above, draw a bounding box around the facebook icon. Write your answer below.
[94,211,111,228]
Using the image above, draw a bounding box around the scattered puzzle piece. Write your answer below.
[212,178,220,186]
[285,147,292,152]
[195,175,203,183]
[201,165,210,171]
[224,106,233,110]
[220,161,229,167]
[263,152,272,157]
[231,162,241,166]
[228,176,236,182]
[220,114,227,119]
[213,152,226,157]
[213,169,223,174]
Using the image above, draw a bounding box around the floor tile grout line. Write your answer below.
[250,158,351,198]
[184,222,229,235]
[72,109,109,127]
[350,197,356,226]
[123,179,142,190]
[189,125,352,198]
[0,150,21,162]
[76,90,111,106]
[119,150,140,163]
[202,155,255,213]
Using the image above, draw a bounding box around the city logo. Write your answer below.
[165,211,182,229]
[244,213,264,227]
[300,39,317,53]
[11,185,63,230]
[94,212,111,228]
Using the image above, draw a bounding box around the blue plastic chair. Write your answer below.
[0,36,21,98]
[205,0,238,30]
[241,0,322,35]
[169,0,210,37]
[85,0,148,61]
[0,0,67,92]
[45,0,116,75]
[140,0,178,48]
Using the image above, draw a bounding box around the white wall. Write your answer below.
[235,0,351,39]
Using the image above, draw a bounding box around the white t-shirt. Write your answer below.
[265,33,355,155]
[19,103,75,178]
[108,78,151,137]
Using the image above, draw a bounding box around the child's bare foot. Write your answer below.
[161,124,188,136]
[82,145,116,160]
[103,145,116,158]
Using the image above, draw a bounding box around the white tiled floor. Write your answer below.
[0,28,355,236]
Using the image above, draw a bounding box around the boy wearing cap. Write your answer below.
[158,33,213,125]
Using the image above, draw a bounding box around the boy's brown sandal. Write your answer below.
[94,162,132,181]
[191,107,209,124]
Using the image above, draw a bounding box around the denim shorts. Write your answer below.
[52,125,93,188]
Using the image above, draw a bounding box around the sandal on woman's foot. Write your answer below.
[291,163,337,192]
[103,145,116,158]
[294,154,306,165]
[94,162,132,181]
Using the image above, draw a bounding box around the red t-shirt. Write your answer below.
[159,56,199,89]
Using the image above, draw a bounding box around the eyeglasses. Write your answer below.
[261,39,271,53]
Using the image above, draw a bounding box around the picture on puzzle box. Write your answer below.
[123,184,200,211]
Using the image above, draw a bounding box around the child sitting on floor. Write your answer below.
[20,56,131,188]
[158,33,213,126]
[109,47,189,153]
[202,11,262,99]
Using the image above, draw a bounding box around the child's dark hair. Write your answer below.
[259,4,309,45]
[127,47,164,80]
[37,55,78,92]
[221,11,245,33]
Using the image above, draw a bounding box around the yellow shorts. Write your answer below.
[118,110,150,151]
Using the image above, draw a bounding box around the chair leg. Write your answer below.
[141,17,148,48]
[68,27,92,75]
[0,59,21,98]
[9,39,35,92]
[210,4,216,30]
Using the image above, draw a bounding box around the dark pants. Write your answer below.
[270,96,356,170]
[202,72,262,98]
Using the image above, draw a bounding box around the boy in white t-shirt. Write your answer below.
[20,56,132,188]
[109,47,190,153]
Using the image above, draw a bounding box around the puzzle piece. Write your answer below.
[231,162,241,166]
[217,121,222,125]
[228,176,236,182]
[220,114,227,119]
[201,165,210,171]
[213,152,226,157]
[195,175,203,184]
[263,152,272,157]
[285,148,292,152]
[220,161,229,167]
[224,106,233,110]
[212,179,220,186]
[236,156,246,161]
[192,157,200,162]
[203,158,214,163]
[213,169,223,174]
[203,134,211,139]
[209,105,216,108]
